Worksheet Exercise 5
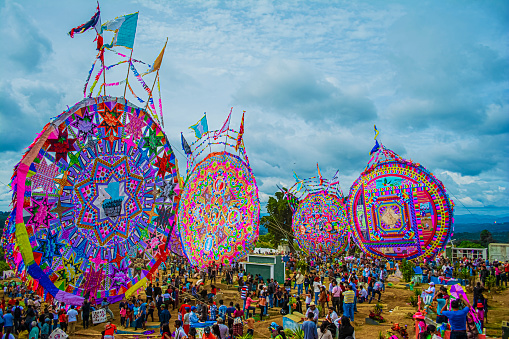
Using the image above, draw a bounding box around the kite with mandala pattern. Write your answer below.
[2,97,181,305]
[285,165,350,255]
[348,144,454,261]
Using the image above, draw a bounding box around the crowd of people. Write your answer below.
[0,252,507,339]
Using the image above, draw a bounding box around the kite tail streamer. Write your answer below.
[157,74,164,127]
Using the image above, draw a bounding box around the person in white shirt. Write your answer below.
[67,306,79,336]
[359,285,368,303]
[312,278,322,304]
[325,307,338,323]
[173,320,188,339]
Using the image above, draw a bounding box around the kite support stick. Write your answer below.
[123,49,134,98]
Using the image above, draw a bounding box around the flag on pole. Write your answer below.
[235,111,245,151]
[181,133,192,155]
[101,12,139,49]
[370,139,380,155]
[68,4,101,38]
[144,40,167,75]
[189,114,209,139]
[370,125,380,155]
[214,108,232,140]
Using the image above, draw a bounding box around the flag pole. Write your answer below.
[205,112,213,155]
[123,49,134,98]
[223,107,232,153]
[102,48,106,97]
[145,70,159,110]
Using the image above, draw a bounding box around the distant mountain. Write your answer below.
[453,222,509,233]
[454,214,509,224]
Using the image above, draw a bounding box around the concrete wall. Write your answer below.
[489,243,509,262]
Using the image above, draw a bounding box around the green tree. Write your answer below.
[480,230,495,248]
[457,240,484,248]
[260,190,294,248]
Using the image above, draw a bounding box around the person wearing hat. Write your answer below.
[413,312,426,338]
[40,319,51,339]
[307,302,319,322]
[216,318,228,339]
[475,302,485,331]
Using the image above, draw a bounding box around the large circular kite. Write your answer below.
[178,151,260,268]
[348,146,453,261]
[3,97,180,304]
[287,167,350,255]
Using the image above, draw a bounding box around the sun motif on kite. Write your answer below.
[348,144,454,261]
[286,165,350,255]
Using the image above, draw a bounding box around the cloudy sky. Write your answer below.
[0,0,508,216]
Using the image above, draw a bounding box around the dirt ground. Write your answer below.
[3,274,509,338]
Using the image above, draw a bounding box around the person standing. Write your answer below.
[331,281,341,315]
[342,285,355,322]
[158,305,171,334]
[441,296,471,339]
[302,312,318,339]
[296,272,305,296]
[81,299,91,329]
[67,306,79,336]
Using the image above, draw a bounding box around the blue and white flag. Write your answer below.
[189,114,209,139]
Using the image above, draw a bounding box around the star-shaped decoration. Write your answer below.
[81,265,104,297]
[33,230,65,266]
[125,134,137,152]
[98,104,123,137]
[72,107,97,140]
[125,109,147,140]
[25,195,56,232]
[56,254,84,285]
[136,147,150,166]
[89,255,106,268]
[144,204,159,223]
[142,127,163,158]
[67,151,82,169]
[54,171,71,195]
[46,128,77,163]
[159,179,176,203]
[50,196,72,222]
[147,183,160,201]
[102,132,121,149]
[108,251,125,268]
[154,152,175,179]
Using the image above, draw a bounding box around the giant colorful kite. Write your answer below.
[348,144,454,261]
[286,165,350,255]
[177,111,260,268]
[2,98,180,304]
[2,9,181,305]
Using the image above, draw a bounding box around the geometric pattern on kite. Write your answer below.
[286,166,350,255]
[2,97,181,302]
[177,152,260,268]
[347,145,454,261]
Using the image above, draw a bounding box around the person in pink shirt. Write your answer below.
[244,292,259,319]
